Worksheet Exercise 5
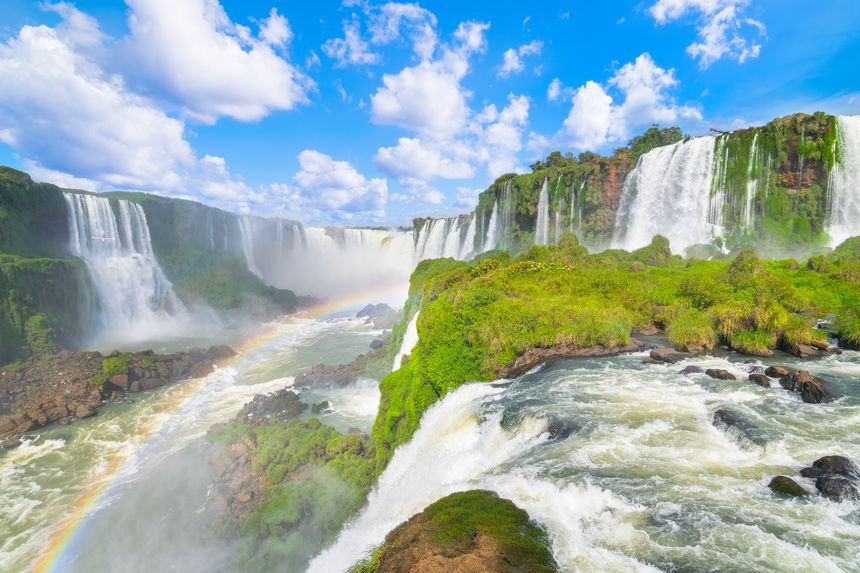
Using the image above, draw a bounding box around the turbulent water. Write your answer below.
[63,193,188,344]
[0,316,383,573]
[312,350,860,573]
[391,311,420,371]
[828,115,860,246]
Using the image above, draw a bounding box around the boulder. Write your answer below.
[75,404,96,419]
[768,476,810,497]
[783,343,822,359]
[749,373,771,387]
[139,378,166,391]
[1,437,22,449]
[370,339,384,350]
[765,365,791,378]
[0,416,17,434]
[680,366,703,375]
[545,418,579,441]
[705,368,736,381]
[642,357,662,365]
[109,374,129,390]
[311,400,331,414]
[815,476,859,502]
[712,409,765,446]
[650,348,694,364]
[799,455,858,479]
[778,370,835,403]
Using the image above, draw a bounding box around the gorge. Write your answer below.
[1,111,859,573]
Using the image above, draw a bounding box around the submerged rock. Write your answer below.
[800,455,858,479]
[778,370,835,403]
[350,490,558,573]
[649,347,695,364]
[815,476,859,502]
[544,417,579,441]
[712,409,765,446]
[705,368,736,381]
[680,365,703,375]
[768,476,810,497]
[798,455,859,502]
[748,373,771,387]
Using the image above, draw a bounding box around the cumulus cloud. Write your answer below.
[650,0,766,68]
[498,40,543,78]
[456,186,482,209]
[375,137,474,180]
[558,53,701,150]
[289,150,388,221]
[119,0,311,124]
[322,14,380,67]
[547,77,575,102]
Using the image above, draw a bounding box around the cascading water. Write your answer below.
[441,219,463,258]
[612,136,720,253]
[827,115,860,246]
[460,214,477,259]
[743,133,760,229]
[63,193,186,341]
[391,311,419,371]
[238,216,262,278]
[500,180,515,250]
[535,177,550,245]
[484,201,500,251]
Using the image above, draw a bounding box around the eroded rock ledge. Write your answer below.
[497,339,652,378]
[0,345,234,443]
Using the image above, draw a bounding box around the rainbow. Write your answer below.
[31,282,406,573]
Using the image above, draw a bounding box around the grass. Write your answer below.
[730,329,778,356]
[102,355,130,377]
[667,307,719,351]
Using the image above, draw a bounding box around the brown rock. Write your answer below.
[650,347,694,364]
[768,476,810,497]
[109,374,129,390]
[0,416,16,434]
[75,405,97,419]
[765,365,791,378]
[778,370,835,403]
[705,368,736,381]
[1,437,22,449]
[139,378,166,391]
[749,373,771,387]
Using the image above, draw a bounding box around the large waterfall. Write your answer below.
[63,193,186,341]
[611,136,720,253]
[535,178,550,245]
[828,115,860,246]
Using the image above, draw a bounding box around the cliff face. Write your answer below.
[0,167,70,257]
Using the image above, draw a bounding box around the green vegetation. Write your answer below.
[373,236,860,469]
[0,167,70,257]
[349,491,557,573]
[0,254,91,366]
[102,354,130,376]
[210,418,375,573]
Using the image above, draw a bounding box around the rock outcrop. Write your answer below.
[498,340,651,378]
[778,370,835,404]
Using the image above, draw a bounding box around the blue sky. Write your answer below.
[1,0,859,225]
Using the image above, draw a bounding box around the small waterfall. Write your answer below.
[555,195,566,244]
[827,115,860,246]
[500,180,515,250]
[238,216,262,278]
[460,214,477,259]
[743,133,760,229]
[392,311,420,371]
[612,136,719,253]
[63,193,186,337]
[535,178,550,245]
[484,201,500,251]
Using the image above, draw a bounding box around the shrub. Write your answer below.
[102,354,130,376]
[782,315,827,347]
[89,373,108,385]
[667,308,718,350]
[730,329,777,355]
[836,309,860,348]
[711,301,751,339]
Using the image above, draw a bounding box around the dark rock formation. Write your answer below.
[498,340,652,378]
[295,347,388,388]
[311,400,331,414]
[768,476,810,497]
[748,373,771,387]
[764,365,791,378]
[649,347,695,364]
[778,370,835,403]
[705,368,736,381]
[798,455,859,502]
[800,455,858,479]
[712,409,765,446]
[544,417,579,441]
[680,366,703,375]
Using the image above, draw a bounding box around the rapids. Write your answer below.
[311,350,860,573]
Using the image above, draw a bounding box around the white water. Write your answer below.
[828,115,860,246]
[391,311,420,371]
[311,351,860,573]
[441,219,463,258]
[64,193,187,343]
[238,216,262,278]
[460,214,477,259]
[744,132,760,229]
[484,200,500,251]
[612,136,720,253]
[535,177,550,245]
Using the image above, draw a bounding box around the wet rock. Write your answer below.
[139,378,166,391]
[545,418,579,441]
[650,347,694,364]
[705,368,736,381]
[765,365,791,378]
[768,476,810,497]
[75,404,96,419]
[642,357,662,365]
[499,340,652,378]
[712,409,765,446]
[778,370,835,403]
[369,339,384,350]
[782,342,822,359]
[748,373,771,387]
[799,455,858,479]
[109,374,129,390]
[815,476,860,502]
[680,366,703,375]
[1,436,22,448]
[357,303,401,330]
[0,416,16,434]
[311,400,331,414]
[240,389,306,427]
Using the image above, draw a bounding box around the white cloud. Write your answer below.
[322,14,380,67]
[456,186,482,209]
[291,150,388,220]
[560,53,702,150]
[368,2,438,60]
[498,40,543,78]
[375,137,474,180]
[650,0,766,68]
[121,0,312,123]
[547,77,575,102]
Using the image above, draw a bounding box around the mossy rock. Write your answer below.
[352,490,557,573]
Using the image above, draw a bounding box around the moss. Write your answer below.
[89,373,108,385]
[102,355,130,376]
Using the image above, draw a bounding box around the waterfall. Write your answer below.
[460,214,477,259]
[484,201,500,251]
[238,216,262,278]
[612,136,719,253]
[535,178,550,245]
[441,219,462,258]
[827,115,860,246]
[415,219,448,260]
[555,195,566,244]
[500,180,515,250]
[392,311,420,371]
[63,193,186,337]
[743,133,760,229]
